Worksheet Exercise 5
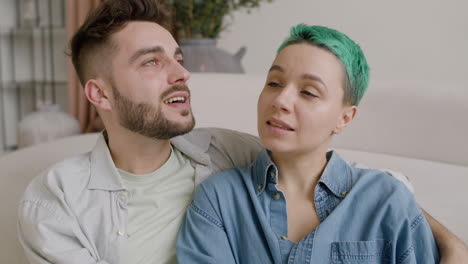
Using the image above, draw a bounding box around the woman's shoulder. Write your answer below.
[352,167,411,194]
[350,167,420,216]
[193,166,253,208]
[203,165,252,188]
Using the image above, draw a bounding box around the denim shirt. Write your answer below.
[177,149,439,264]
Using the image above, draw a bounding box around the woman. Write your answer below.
[177,24,439,263]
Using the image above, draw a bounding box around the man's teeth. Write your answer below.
[164,97,185,104]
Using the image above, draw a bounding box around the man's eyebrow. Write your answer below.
[301,73,327,91]
[129,46,164,64]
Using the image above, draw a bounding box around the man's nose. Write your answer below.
[168,60,190,84]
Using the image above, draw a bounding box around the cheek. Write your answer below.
[300,104,340,133]
[257,91,269,117]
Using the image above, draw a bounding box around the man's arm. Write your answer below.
[423,209,468,264]
[18,198,109,264]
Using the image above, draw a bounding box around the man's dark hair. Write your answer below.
[71,0,173,85]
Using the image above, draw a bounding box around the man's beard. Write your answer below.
[112,83,195,140]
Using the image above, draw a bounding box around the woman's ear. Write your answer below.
[333,105,357,134]
[84,79,112,111]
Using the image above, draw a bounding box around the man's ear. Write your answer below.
[333,105,358,134]
[84,79,112,111]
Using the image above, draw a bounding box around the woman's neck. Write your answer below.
[272,149,328,195]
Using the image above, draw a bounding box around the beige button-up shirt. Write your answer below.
[18,128,263,264]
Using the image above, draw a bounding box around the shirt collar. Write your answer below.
[171,128,212,166]
[88,132,126,191]
[252,149,352,198]
[318,151,352,198]
[87,129,213,191]
[253,149,277,194]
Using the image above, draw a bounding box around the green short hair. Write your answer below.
[278,24,369,105]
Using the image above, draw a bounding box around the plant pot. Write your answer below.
[179,38,246,73]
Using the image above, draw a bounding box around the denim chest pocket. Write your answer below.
[330,240,391,264]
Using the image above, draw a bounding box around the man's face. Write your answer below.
[257,43,351,156]
[108,21,194,139]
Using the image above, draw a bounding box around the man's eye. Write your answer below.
[301,90,318,97]
[144,60,158,66]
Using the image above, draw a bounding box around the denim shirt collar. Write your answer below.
[88,130,212,191]
[252,149,352,198]
[252,149,276,195]
[318,151,352,198]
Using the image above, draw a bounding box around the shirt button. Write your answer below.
[273,193,281,200]
[257,184,264,191]
[270,171,275,179]
[119,191,129,206]
[117,230,124,236]
[341,191,348,196]
[280,236,288,241]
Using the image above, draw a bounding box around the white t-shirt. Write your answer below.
[119,146,195,264]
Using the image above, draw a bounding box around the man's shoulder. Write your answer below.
[188,127,260,144]
[202,127,263,162]
[21,152,92,202]
[179,127,263,171]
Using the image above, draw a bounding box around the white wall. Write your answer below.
[218,0,468,86]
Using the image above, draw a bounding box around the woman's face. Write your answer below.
[257,43,356,156]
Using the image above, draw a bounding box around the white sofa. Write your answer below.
[1,73,467,263]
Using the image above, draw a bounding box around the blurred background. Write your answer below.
[0,0,467,155]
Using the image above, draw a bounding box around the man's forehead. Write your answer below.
[112,21,178,54]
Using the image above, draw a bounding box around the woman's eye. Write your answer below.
[177,59,184,65]
[301,90,318,97]
[267,82,280,87]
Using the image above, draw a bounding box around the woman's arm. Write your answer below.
[176,183,237,264]
[423,209,468,264]
[356,165,467,262]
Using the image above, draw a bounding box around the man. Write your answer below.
[17,0,466,263]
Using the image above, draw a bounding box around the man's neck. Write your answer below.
[106,128,172,175]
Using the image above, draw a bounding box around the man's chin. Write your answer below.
[166,116,196,138]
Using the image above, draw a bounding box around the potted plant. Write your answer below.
[168,0,274,73]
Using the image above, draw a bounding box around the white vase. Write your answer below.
[17,104,80,148]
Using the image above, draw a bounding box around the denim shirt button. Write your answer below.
[257,184,264,191]
[273,193,281,200]
[280,236,288,241]
[270,171,275,179]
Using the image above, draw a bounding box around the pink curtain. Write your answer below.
[66,0,104,133]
